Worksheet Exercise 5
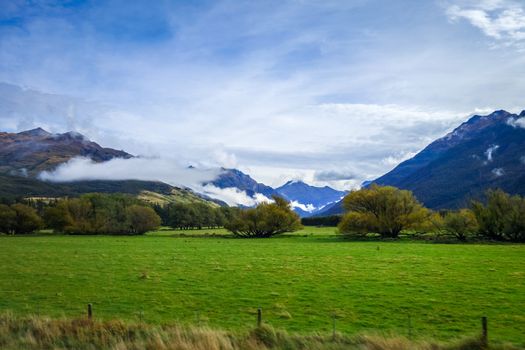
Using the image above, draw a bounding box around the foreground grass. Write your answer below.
[0,228,523,346]
[0,313,518,350]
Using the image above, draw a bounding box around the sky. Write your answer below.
[1,0,525,191]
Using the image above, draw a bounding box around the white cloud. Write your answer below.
[290,200,316,212]
[314,169,358,181]
[492,167,505,176]
[507,116,525,128]
[38,157,221,189]
[2,1,525,189]
[484,144,500,162]
[446,1,525,49]
[38,156,276,206]
[199,184,272,206]
[381,151,418,167]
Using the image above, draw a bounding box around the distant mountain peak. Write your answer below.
[519,110,525,118]
[371,109,525,209]
[18,127,51,137]
[283,179,305,186]
[62,131,86,140]
[0,127,132,177]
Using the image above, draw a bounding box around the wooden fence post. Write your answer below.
[257,308,262,327]
[87,304,92,319]
[481,316,488,347]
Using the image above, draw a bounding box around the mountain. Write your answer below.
[207,168,277,198]
[204,168,346,216]
[316,110,525,214]
[0,128,220,206]
[0,128,131,176]
[313,199,344,217]
[275,180,347,217]
[372,110,525,208]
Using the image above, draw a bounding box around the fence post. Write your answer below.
[481,316,488,347]
[87,303,92,319]
[257,308,262,327]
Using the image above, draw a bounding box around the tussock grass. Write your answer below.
[0,313,520,350]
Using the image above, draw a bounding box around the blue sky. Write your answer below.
[1,0,525,190]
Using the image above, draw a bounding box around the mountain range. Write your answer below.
[0,128,344,214]
[206,168,346,216]
[0,128,220,207]
[0,127,131,177]
[2,109,524,214]
[317,109,525,215]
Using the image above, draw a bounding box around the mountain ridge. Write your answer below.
[317,109,525,215]
[0,128,132,176]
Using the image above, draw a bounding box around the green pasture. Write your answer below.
[0,227,523,345]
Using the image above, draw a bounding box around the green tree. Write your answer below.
[338,185,429,238]
[45,194,159,235]
[126,205,161,234]
[10,203,43,234]
[167,203,194,229]
[440,209,479,241]
[472,189,525,242]
[225,196,303,238]
[0,204,16,234]
[43,202,74,232]
[213,208,227,228]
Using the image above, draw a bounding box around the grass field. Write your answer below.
[0,227,524,346]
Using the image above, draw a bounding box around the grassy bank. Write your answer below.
[0,228,523,345]
[0,313,519,350]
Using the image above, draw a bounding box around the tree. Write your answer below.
[472,189,525,242]
[43,194,160,235]
[440,209,479,241]
[0,204,16,234]
[43,202,74,233]
[224,196,303,238]
[338,185,429,238]
[10,203,43,234]
[126,205,161,234]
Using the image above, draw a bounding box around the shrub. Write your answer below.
[126,205,161,234]
[338,185,429,238]
[225,196,303,238]
[0,204,16,234]
[10,203,43,234]
[472,189,525,242]
[439,209,479,241]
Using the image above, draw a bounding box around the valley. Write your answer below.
[0,228,523,345]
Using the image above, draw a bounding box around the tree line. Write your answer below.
[153,203,238,230]
[337,185,525,242]
[0,194,161,235]
[0,186,523,241]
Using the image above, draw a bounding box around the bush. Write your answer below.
[225,196,303,238]
[434,209,479,241]
[126,205,161,234]
[338,185,429,238]
[10,203,43,234]
[0,204,16,234]
[472,189,525,242]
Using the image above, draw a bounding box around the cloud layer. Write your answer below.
[446,0,525,50]
[1,1,524,188]
[38,156,272,206]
